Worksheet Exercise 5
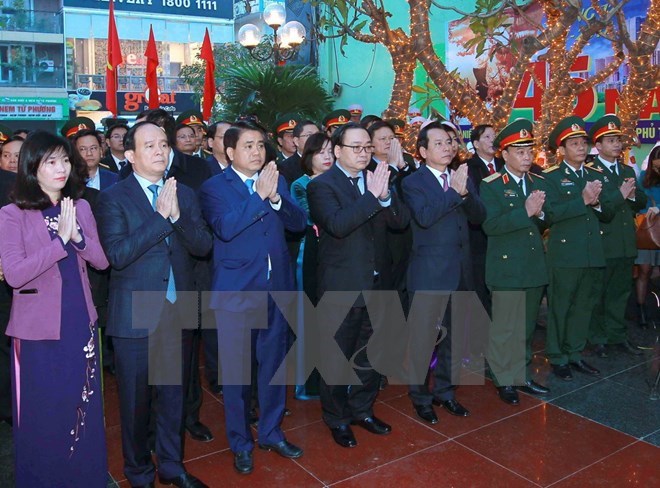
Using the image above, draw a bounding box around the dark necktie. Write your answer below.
[612,164,618,176]
[147,184,177,304]
[119,160,127,169]
[440,173,449,192]
[349,176,362,197]
[518,178,525,196]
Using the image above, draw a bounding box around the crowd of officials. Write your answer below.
[0,105,657,487]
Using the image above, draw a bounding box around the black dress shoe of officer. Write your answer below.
[433,399,470,417]
[593,344,608,358]
[249,408,259,426]
[159,472,208,487]
[352,416,392,435]
[616,340,643,356]
[233,451,253,475]
[497,386,520,405]
[413,404,438,424]
[258,439,303,458]
[330,424,357,448]
[552,364,573,381]
[185,421,213,442]
[569,359,600,376]
[518,380,550,395]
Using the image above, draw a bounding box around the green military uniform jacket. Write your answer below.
[480,170,549,289]
[587,157,647,259]
[543,161,615,268]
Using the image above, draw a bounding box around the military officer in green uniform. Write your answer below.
[481,119,551,405]
[587,115,645,357]
[272,113,299,163]
[543,116,614,381]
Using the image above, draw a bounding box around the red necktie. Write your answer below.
[487,163,495,175]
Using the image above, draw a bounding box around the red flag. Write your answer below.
[145,26,160,109]
[106,0,122,116]
[200,28,216,121]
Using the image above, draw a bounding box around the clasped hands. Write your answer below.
[57,197,82,245]
[255,161,281,203]
[619,177,636,200]
[367,161,391,200]
[156,178,181,222]
[582,180,602,206]
[525,190,546,217]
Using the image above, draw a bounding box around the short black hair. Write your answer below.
[11,131,86,210]
[72,129,102,147]
[144,109,176,146]
[330,122,367,147]
[470,124,493,144]
[106,123,128,139]
[207,121,231,139]
[367,120,395,139]
[223,121,266,162]
[300,133,332,176]
[123,121,168,152]
[175,123,195,136]
[415,121,446,161]
[293,120,318,138]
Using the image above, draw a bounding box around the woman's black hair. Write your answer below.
[642,145,660,189]
[11,131,86,210]
[300,133,332,176]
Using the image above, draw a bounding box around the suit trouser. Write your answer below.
[113,336,185,486]
[319,305,381,428]
[488,286,545,387]
[547,266,603,365]
[0,303,11,419]
[409,294,459,405]
[215,295,288,453]
[589,257,635,346]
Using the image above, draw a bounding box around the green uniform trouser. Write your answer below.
[488,286,545,387]
[547,266,603,365]
[589,257,635,346]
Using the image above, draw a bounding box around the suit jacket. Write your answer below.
[480,170,549,289]
[120,149,212,191]
[543,161,615,268]
[466,154,504,256]
[205,154,227,177]
[199,169,306,312]
[402,165,486,292]
[98,168,119,191]
[308,163,410,303]
[279,152,303,189]
[588,157,647,259]
[95,174,212,338]
[101,153,123,173]
[0,199,109,340]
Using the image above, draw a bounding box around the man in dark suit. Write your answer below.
[101,120,129,173]
[205,121,231,176]
[0,168,15,425]
[403,121,486,425]
[96,122,212,488]
[466,124,504,315]
[278,120,320,187]
[72,129,119,191]
[307,122,410,448]
[199,121,306,474]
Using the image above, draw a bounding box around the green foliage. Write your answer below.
[217,63,334,131]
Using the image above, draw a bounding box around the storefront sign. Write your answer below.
[0,97,69,120]
[67,90,197,116]
[63,0,232,20]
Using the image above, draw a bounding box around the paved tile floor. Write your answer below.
[1,317,658,487]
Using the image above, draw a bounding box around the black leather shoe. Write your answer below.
[518,380,550,395]
[379,375,389,390]
[615,340,643,356]
[413,404,438,424]
[593,344,608,358]
[352,416,392,435]
[497,386,519,405]
[258,439,303,458]
[552,364,573,381]
[284,408,292,416]
[233,451,253,475]
[569,359,600,376]
[249,408,259,426]
[330,424,357,448]
[186,421,213,442]
[159,472,208,487]
[433,399,470,417]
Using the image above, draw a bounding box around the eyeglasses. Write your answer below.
[78,146,100,153]
[340,144,374,154]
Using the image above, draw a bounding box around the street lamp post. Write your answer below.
[237,2,306,64]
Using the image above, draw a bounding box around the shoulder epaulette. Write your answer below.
[543,165,560,173]
[529,172,545,180]
[99,162,111,170]
[483,172,502,183]
[584,164,603,173]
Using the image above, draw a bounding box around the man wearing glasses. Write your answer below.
[308,122,410,448]
[102,120,129,173]
[278,120,320,187]
[73,129,119,191]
